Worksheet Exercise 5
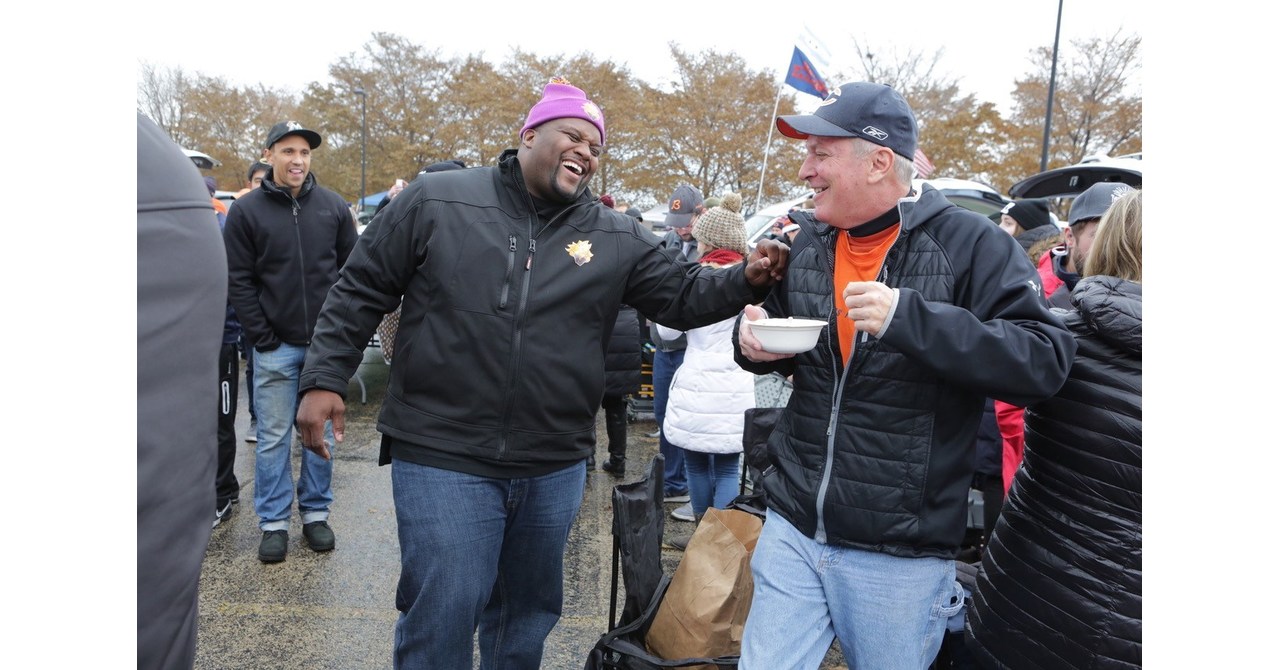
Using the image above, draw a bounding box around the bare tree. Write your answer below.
[1008,31,1143,167]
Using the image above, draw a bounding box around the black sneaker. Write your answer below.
[600,456,626,478]
[258,530,288,563]
[665,532,692,551]
[212,500,233,529]
[245,419,258,443]
[303,521,336,552]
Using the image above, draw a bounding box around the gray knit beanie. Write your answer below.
[692,192,748,256]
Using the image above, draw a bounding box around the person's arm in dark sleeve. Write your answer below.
[625,238,786,332]
[875,226,1077,407]
[300,186,428,397]
[223,206,279,352]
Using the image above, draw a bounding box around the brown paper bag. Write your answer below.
[645,507,763,664]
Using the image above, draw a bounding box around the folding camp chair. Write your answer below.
[585,455,740,670]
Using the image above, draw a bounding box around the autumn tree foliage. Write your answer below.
[137,30,1140,210]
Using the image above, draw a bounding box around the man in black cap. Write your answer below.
[223,121,357,563]
[732,82,1077,668]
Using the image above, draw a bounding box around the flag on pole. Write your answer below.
[913,148,936,179]
[784,27,831,99]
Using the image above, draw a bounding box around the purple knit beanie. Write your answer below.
[519,77,606,145]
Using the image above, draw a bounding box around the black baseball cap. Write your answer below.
[264,121,322,150]
[776,82,917,160]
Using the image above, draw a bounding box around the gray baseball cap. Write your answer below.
[667,185,704,228]
[1068,182,1136,226]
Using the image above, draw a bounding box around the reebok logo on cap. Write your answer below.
[776,82,918,159]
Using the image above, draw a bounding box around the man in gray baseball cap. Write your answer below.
[735,80,1075,668]
[1042,181,1137,307]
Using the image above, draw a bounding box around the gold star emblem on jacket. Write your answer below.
[566,240,593,266]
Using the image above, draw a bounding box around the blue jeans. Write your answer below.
[683,451,740,517]
[252,343,334,530]
[741,512,964,670]
[652,348,687,495]
[391,459,587,670]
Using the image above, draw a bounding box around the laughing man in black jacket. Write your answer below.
[293,78,789,669]
[732,82,1076,669]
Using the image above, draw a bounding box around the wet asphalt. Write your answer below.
[194,353,845,669]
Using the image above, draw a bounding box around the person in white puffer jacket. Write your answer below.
[658,193,757,549]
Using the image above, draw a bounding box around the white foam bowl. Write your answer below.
[748,317,827,354]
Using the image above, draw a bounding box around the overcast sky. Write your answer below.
[136,0,1140,115]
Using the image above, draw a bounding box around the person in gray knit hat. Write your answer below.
[692,191,749,257]
[657,190,755,551]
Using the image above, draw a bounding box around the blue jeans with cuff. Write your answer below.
[251,343,334,531]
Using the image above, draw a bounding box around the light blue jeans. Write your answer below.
[683,451,740,517]
[741,512,964,669]
[252,343,334,531]
[391,458,587,670]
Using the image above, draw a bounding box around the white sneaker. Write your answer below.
[212,500,233,528]
[671,502,695,522]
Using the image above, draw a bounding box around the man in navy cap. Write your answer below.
[733,82,1077,668]
[223,121,357,564]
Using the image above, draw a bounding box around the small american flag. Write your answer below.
[913,149,935,179]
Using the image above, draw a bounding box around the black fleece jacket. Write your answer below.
[298,150,767,472]
[223,171,357,351]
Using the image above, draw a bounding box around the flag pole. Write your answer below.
[754,82,784,216]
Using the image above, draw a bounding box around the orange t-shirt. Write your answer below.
[833,224,900,361]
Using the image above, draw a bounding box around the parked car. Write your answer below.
[1009,153,1142,199]
[745,177,1010,248]
[214,190,238,210]
[182,148,221,170]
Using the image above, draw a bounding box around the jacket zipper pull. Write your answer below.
[526,239,536,270]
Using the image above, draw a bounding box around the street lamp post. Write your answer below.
[1040,0,1064,173]
[354,86,367,218]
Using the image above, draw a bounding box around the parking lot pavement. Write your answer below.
[195,358,844,669]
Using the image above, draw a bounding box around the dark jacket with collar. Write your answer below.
[966,275,1142,669]
[733,184,1076,558]
[298,150,766,469]
[223,171,357,351]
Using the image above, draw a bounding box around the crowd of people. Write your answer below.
[138,74,1142,670]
